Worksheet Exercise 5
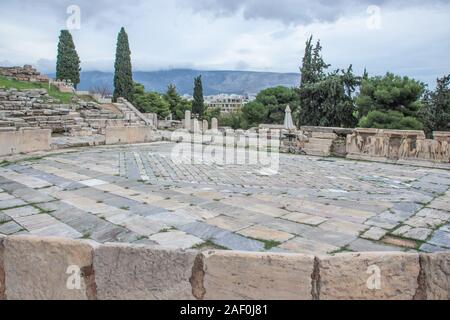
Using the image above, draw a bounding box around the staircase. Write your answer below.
[114,98,154,127]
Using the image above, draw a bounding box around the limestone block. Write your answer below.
[105,126,156,145]
[184,110,192,130]
[94,243,197,300]
[0,235,4,300]
[420,253,450,300]
[319,252,420,300]
[311,132,337,140]
[0,129,51,156]
[4,236,95,300]
[211,118,218,131]
[202,250,314,300]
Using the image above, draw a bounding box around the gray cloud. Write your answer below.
[181,0,450,25]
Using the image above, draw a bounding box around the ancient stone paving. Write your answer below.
[0,142,449,255]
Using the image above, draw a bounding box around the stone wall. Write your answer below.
[0,235,449,300]
[0,129,51,156]
[0,65,49,83]
[347,129,450,164]
[105,126,158,145]
[0,88,124,136]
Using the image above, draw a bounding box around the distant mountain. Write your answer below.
[56,69,300,95]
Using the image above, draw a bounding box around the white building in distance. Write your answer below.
[205,94,253,113]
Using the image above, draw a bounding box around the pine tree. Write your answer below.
[165,84,181,115]
[298,36,358,127]
[56,30,81,88]
[192,75,205,118]
[300,36,313,87]
[420,74,450,135]
[113,27,133,102]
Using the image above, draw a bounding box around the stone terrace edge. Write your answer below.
[0,235,449,300]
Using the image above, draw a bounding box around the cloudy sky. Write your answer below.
[0,0,449,86]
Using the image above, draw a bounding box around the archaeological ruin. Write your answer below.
[0,66,449,301]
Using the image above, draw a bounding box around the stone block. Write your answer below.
[202,250,314,300]
[105,126,156,145]
[0,235,4,300]
[0,129,51,156]
[94,243,197,300]
[4,235,95,300]
[420,253,450,300]
[318,252,420,300]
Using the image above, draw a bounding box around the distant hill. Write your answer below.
[57,69,300,95]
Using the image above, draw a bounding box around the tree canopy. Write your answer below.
[420,74,450,136]
[132,82,170,118]
[298,36,360,128]
[356,73,425,130]
[113,27,133,102]
[192,76,205,118]
[164,84,192,120]
[56,30,81,88]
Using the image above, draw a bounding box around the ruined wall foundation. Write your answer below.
[0,235,449,300]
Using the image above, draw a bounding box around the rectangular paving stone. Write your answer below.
[0,213,12,224]
[348,238,405,252]
[260,218,316,236]
[102,196,140,209]
[206,215,253,232]
[420,243,448,253]
[417,208,450,221]
[213,232,266,252]
[361,227,388,241]
[284,212,327,226]
[118,215,164,235]
[174,207,221,220]
[94,243,197,299]
[428,200,450,212]
[128,204,167,216]
[365,215,400,230]
[90,225,140,243]
[405,216,445,229]
[179,222,231,241]
[0,221,23,235]
[13,189,55,204]
[0,199,27,210]
[428,230,450,249]
[145,211,197,229]
[149,231,203,249]
[279,237,339,255]
[238,225,294,242]
[30,223,83,239]
[14,214,60,231]
[202,251,314,300]
[100,209,136,225]
[0,193,14,201]
[402,227,433,241]
[79,179,108,187]
[303,227,357,247]
[319,219,369,236]
[2,205,41,219]
[151,199,190,211]
[382,235,418,249]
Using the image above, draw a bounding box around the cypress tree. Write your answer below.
[113,27,133,102]
[56,30,81,88]
[192,75,205,118]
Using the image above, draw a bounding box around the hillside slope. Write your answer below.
[67,69,300,95]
